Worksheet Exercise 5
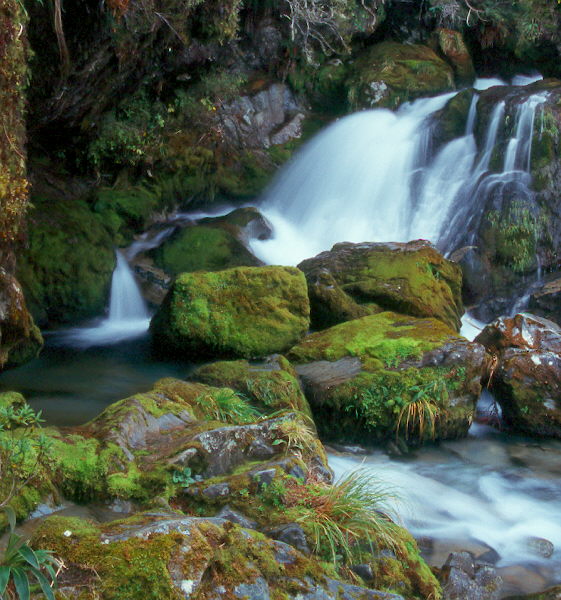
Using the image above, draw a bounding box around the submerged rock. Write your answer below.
[150,266,310,359]
[298,240,463,331]
[288,311,486,445]
[441,551,503,600]
[475,313,561,438]
[347,41,455,110]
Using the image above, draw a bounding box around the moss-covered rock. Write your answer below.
[298,240,464,332]
[287,312,486,445]
[347,42,455,110]
[16,195,115,325]
[191,355,312,416]
[150,266,310,359]
[148,225,262,277]
[0,268,43,369]
[31,513,409,600]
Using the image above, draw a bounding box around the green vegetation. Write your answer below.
[193,388,262,425]
[0,506,60,600]
[151,266,310,359]
[485,201,546,273]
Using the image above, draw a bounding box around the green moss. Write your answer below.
[151,266,310,359]
[16,195,115,324]
[191,358,312,416]
[0,390,26,410]
[149,225,260,276]
[347,42,455,110]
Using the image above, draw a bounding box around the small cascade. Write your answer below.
[53,250,151,348]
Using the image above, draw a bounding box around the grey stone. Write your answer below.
[266,523,310,555]
[216,505,258,530]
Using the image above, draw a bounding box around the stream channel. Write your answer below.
[1,73,559,597]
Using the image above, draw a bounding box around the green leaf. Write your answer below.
[4,506,17,532]
[30,568,56,600]
[0,566,11,595]
[271,439,284,446]
[12,567,30,600]
[18,545,39,570]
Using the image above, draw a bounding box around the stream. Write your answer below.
[0,72,558,596]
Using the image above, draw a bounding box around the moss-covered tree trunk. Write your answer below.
[0,0,42,369]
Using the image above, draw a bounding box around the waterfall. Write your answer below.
[53,249,151,348]
[107,251,150,322]
[250,78,547,267]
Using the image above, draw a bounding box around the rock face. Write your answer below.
[347,41,455,110]
[220,83,305,150]
[475,313,561,437]
[17,195,116,325]
[150,266,310,359]
[441,79,561,321]
[298,240,463,332]
[0,268,43,369]
[529,276,561,325]
[31,513,406,600]
[433,28,476,86]
[287,311,486,445]
[441,552,503,600]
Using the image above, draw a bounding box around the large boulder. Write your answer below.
[287,311,486,446]
[150,266,310,359]
[31,513,406,600]
[298,240,463,332]
[432,29,476,86]
[347,41,455,110]
[475,313,561,438]
[0,268,43,369]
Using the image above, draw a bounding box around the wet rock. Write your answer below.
[264,523,310,555]
[346,41,455,110]
[0,268,43,370]
[441,551,503,600]
[288,311,486,445]
[216,505,258,530]
[150,266,310,359]
[529,277,561,326]
[298,240,463,332]
[475,313,561,438]
[504,585,561,599]
[526,537,554,559]
[219,83,304,150]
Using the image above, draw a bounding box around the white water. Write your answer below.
[250,78,547,267]
[329,441,561,578]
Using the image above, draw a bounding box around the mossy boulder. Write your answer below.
[150,266,310,359]
[475,313,561,438]
[347,42,455,110]
[146,206,271,279]
[16,195,115,325]
[191,355,312,417]
[287,312,486,446]
[0,268,43,369]
[31,513,407,600]
[298,240,464,332]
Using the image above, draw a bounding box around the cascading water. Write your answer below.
[54,250,151,348]
[250,78,547,269]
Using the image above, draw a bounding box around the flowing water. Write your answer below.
[1,74,557,594]
[250,77,547,268]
